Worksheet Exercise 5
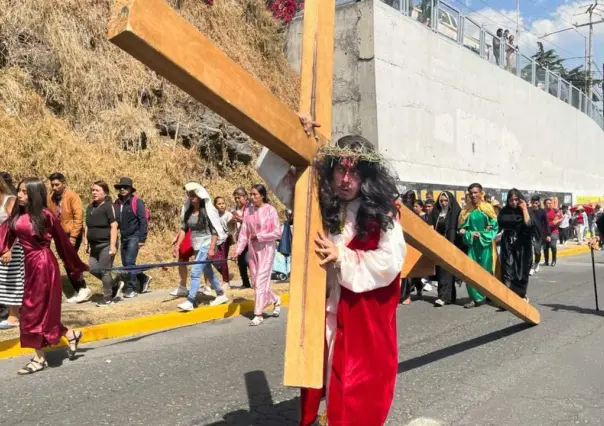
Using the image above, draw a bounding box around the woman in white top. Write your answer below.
[171,182,229,311]
[0,173,25,329]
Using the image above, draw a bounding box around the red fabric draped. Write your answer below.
[300,224,401,426]
[0,211,88,349]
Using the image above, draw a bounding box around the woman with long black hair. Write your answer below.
[431,191,461,306]
[235,184,281,326]
[172,182,228,311]
[0,178,87,374]
[498,188,535,303]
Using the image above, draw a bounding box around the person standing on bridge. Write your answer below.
[458,182,498,308]
[498,188,535,305]
[257,120,407,426]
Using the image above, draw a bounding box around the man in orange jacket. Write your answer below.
[47,172,90,303]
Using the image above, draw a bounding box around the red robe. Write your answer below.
[0,210,88,349]
[300,223,401,426]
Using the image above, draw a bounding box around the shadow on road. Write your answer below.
[203,370,301,426]
[541,303,604,316]
[397,323,532,374]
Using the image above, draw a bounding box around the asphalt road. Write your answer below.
[2,251,604,425]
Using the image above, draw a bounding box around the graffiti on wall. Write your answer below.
[396,181,573,209]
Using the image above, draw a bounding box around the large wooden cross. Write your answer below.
[107,0,539,390]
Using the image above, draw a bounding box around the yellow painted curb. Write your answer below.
[0,294,289,360]
[0,247,592,360]
[557,246,591,258]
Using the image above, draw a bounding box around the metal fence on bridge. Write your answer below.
[333,0,604,130]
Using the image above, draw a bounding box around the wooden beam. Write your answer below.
[107,0,325,166]
[284,0,335,389]
[399,206,540,325]
[402,245,435,278]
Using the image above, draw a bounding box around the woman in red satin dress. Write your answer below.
[0,178,88,375]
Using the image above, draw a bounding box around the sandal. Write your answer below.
[67,330,83,360]
[17,358,48,375]
[249,316,263,326]
[272,297,281,317]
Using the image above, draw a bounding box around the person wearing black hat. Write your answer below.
[114,177,151,297]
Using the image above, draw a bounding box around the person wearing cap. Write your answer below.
[114,177,151,297]
[47,172,91,303]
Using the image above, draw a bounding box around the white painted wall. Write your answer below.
[285,1,604,197]
[373,1,604,196]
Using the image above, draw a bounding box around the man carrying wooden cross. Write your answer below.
[258,117,407,426]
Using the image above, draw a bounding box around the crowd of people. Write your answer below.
[0,171,290,374]
[493,28,517,72]
[399,186,599,309]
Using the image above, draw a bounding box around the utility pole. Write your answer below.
[588,2,595,97]
[575,2,604,97]
[516,0,520,45]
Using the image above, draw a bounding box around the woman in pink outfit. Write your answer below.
[236,184,281,326]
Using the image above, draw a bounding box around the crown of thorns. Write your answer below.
[316,145,385,164]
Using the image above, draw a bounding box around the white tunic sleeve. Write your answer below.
[335,222,407,293]
[255,148,295,209]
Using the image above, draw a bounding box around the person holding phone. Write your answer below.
[497,189,535,305]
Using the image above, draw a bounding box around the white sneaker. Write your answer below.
[529,268,535,276]
[423,283,433,292]
[0,319,18,329]
[170,286,189,297]
[535,265,540,273]
[198,286,213,296]
[66,294,78,304]
[177,300,195,312]
[210,295,229,306]
[75,288,92,303]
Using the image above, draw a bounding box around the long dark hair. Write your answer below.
[401,190,417,209]
[316,135,399,239]
[184,193,209,230]
[252,184,269,204]
[10,177,48,237]
[0,172,16,195]
[506,188,524,208]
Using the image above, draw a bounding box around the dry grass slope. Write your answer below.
[0,0,297,289]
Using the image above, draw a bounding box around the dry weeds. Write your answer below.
[0,0,294,280]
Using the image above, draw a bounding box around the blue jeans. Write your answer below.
[121,236,149,292]
[188,245,223,304]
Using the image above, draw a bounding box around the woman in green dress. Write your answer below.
[458,183,498,308]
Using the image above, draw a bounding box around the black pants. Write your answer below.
[238,245,251,288]
[543,233,558,264]
[436,265,456,303]
[67,233,87,292]
[559,228,568,244]
[400,277,423,301]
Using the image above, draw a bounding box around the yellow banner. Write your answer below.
[576,195,604,205]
